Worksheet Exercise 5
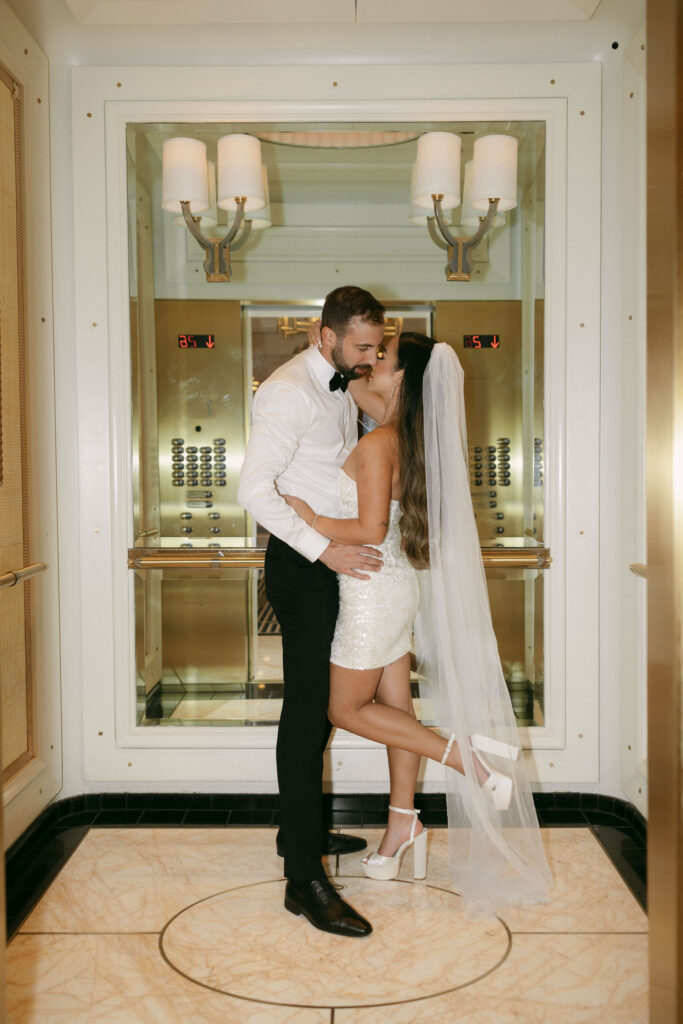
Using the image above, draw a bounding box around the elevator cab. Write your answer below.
[126,118,549,739]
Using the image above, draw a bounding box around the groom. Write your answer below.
[238,286,386,937]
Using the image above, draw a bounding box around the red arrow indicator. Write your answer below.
[490,338,500,348]
[206,339,215,348]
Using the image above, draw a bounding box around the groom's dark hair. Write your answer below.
[321,286,385,339]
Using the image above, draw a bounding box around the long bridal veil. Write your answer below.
[414,342,553,918]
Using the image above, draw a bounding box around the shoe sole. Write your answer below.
[284,898,372,938]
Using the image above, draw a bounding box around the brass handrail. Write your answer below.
[0,561,48,590]
[128,547,552,571]
[629,562,648,579]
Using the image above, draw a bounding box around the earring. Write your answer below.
[317,341,322,350]
[391,382,397,398]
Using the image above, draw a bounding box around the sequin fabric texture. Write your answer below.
[330,469,420,669]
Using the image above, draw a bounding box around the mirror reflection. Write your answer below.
[128,120,546,730]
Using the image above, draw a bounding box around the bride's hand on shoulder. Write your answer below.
[282,494,315,524]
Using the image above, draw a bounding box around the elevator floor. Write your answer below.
[7,826,647,1022]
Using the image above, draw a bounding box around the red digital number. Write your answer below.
[472,335,481,348]
[179,334,188,348]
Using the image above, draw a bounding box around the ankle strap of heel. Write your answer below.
[388,805,420,841]
[440,733,456,765]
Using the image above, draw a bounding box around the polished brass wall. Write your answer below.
[646,0,683,1017]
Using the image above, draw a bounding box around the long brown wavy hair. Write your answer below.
[395,332,436,569]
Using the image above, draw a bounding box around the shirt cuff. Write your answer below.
[295,529,330,563]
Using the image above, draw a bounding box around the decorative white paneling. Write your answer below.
[620,23,647,817]
[71,62,601,788]
[0,0,62,847]
[357,0,602,23]
[64,0,355,25]
[63,0,601,25]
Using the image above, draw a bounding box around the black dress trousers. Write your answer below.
[265,533,339,882]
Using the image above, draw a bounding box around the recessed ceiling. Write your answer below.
[64,0,602,26]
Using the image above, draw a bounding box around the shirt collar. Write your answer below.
[305,346,339,391]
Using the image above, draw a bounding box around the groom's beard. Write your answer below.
[331,342,373,381]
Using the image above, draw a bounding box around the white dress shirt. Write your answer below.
[238,346,358,562]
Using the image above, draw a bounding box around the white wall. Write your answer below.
[4,0,647,803]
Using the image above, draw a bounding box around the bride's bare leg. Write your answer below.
[328,659,467,773]
[373,655,423,856]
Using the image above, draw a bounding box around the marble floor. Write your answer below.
[6,826,647,1023]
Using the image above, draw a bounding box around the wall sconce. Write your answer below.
[412,132,518,281]
[162,134,267,282]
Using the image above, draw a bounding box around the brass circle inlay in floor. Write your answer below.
[160,877,511,1009]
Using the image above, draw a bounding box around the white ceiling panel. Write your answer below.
[357,0,602,22]
[63,0,355,25]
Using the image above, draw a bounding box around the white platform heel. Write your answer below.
[361,806,428,881]
[440,732,519,812]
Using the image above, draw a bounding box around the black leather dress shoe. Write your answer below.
[276,832,367,858]
[284,879,372,937]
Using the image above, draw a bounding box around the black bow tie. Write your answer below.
[329,371,350,393]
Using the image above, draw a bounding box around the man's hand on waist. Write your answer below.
[318,540,383,580]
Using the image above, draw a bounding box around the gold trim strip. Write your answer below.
[128,547,551,571]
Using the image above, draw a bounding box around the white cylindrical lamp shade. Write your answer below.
[411,132,461,211]
[162,137,209,214]
[460,160,505,228]
[408,162,452,225]
[470,135,518,212]
[248,166,272,230]
[173,160,217,228]
[217,134,266,212]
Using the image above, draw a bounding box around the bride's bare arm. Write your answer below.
[283,430,394,545]
[347,375,386,424]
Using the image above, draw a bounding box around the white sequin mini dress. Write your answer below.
[330,469,421,670]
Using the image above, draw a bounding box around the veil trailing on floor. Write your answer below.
[414,342,553,919]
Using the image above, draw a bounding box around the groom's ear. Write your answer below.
[320,326,336,348]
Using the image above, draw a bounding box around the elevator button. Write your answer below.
[208,527,221,534]
[187,500,213,508]
[215,480,227,487]
[172,480,184,487]
[186,446,198,454]
[213,438,226,445]
[208,512,220,519]
[171,438,184,445]
[180,542,193,548]
[181,526,192,534]
[495,527,505,534]
[494,513,505,520]
[200,446,212,453]
[208,542,221,548]
[498,437,511,443]
[180,512,192,520]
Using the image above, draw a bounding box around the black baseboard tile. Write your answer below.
[5,790,648,940]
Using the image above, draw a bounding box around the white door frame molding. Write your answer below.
[71,62,601,788]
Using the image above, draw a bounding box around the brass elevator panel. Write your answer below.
[152,299,246,542]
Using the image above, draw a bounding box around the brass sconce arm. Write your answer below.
[431,195,500,282]
[180,198,248,282]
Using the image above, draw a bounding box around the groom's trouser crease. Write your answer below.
[265,534,339,882]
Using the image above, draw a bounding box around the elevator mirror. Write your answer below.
[127,120,547,730]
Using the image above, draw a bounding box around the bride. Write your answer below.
[285,329,552,917]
